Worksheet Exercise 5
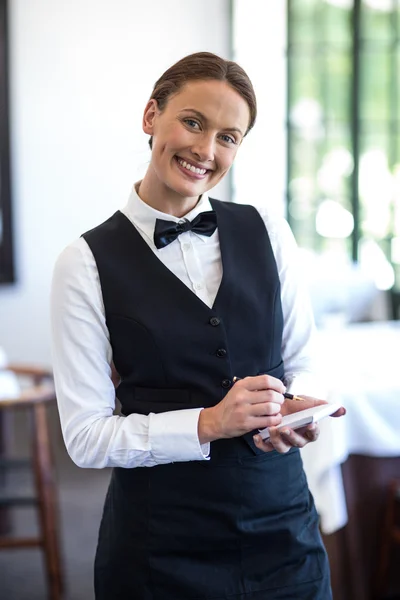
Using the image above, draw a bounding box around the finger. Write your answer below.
[253,434,275,453]
[252,413,283,429]
[295,395,327,405]
[282,399,346,420]
[281,396,328,417]
[244,389,285,406]
[267,427,292,454]
[331,406,346,417]
[286,423,320,444]
[303,424,320,441]
[285,400,346,418]
[110,362,121,388]
[279,427,310,448]
[239,375,286,394]
[249,401,283,416]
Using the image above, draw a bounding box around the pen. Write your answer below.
[232,376,305,401]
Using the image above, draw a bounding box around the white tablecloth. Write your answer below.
[300,321,400,534]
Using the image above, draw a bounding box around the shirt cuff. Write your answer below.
[149,408,210,464]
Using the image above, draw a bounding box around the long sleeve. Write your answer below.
[257,207,324,397]
[51,190,323,471]
[50,239,210,469]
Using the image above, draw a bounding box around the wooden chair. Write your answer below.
[375,479,400,599]
[0,365,64,600]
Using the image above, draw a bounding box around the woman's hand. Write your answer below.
[198,375,285,444]
[253,395,346,454]
[110,362,121,388]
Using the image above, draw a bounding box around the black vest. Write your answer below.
[83,199,330,600]
[83,199,284,455]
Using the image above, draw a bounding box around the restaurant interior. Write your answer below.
[0,1,400,599]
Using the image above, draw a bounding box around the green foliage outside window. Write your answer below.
[287,0,400,292]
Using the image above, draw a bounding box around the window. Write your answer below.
[287,0,400,292]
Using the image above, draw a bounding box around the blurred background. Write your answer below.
[0,1,399,599]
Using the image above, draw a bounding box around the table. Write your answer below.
[300,321,400,599]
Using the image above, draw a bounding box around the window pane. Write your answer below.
[398,137,400,167]
[317,138,353,203]
[323,1,352,47]
[325,51,351,122]
[289,54,320,110]
[290,133,322,181]
[360,50,391,121]
[393,154,400,238]
[396,49,400,127]
[359,134,392,240]
[289,0,318,44]
[289,130,353,256]
[288,132,321,247]
[362,0,393,42]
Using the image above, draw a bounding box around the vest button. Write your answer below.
[221,379,232,388]
[216,348,227,358]
[209,317,220,327]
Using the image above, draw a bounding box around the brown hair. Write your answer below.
[147,52,257,149]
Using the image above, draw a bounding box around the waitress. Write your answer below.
[51,51,344,599]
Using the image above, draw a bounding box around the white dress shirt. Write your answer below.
[50,184,318,469]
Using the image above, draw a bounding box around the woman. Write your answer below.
[51,52,344,599]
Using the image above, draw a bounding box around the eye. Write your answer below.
[183,118,201,130]
[219,134,237,145]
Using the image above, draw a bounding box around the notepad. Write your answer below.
[259,402,342,441]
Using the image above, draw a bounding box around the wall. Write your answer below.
[0,0,232,364]
[232,0,287,215]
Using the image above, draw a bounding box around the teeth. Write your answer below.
[177,158,207,175]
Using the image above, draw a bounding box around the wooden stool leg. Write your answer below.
[375,480,397,599]
[0,410,13,535]
[32,402,64,600]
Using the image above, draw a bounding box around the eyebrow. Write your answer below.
[180,108,244,136]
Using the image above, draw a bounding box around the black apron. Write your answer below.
[83,200,332,600]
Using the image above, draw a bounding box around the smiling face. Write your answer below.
[140,79,251,216]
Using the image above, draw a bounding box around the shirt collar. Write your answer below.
[121,182,214,246]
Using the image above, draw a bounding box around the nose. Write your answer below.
[190,134,215,164]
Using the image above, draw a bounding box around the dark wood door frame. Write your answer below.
[0,0,14,284]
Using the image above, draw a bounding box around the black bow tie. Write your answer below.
[153,210,218,249]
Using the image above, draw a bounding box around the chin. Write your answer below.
[169,177,209,199]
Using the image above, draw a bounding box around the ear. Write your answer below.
[142,99,159,136]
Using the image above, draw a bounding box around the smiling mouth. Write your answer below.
[175,156,210,177]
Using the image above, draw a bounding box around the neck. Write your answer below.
[138,168,200,218]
